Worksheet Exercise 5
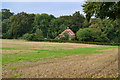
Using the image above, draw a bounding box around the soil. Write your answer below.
[2,48,118,78]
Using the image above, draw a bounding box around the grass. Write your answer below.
[10,68,18,70]
[11,74,23,78]
[2,39,118,64]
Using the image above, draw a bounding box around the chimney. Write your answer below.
[67,27,69,29]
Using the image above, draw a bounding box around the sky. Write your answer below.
[2,2,85,17]
[1,0,85,2]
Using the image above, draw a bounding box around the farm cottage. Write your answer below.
[55,27,75,40]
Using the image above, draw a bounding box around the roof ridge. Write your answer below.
[59,28,75,36]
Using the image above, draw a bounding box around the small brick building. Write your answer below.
[55,27,75,40]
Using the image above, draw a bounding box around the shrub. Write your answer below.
[28,39,119,46]
[22,29,44,41]
[2,32,13,39]
[76,28,108,42]
[71,37,76,41]
[59,32,69,40]
[35,29,44,39]
[22,33,37,41]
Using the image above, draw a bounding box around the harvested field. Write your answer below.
[2,39,118,78]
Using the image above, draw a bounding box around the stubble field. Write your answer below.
[2,39,118,78]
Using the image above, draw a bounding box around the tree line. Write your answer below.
[1,2,120,43]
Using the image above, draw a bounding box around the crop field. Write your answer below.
[2,39,118,78]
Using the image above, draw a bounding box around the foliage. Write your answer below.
[22,33,37,41]
[33,13,55,38]
[82,2,120,43]
[9,12,35,38]
[76,28,108,42]
[1,9,14,38]
[35,29,44,39]
[59,11,85,33]
[60,32,69,40]
[82,19,90,28]
[0,9,14,21]
[49,18,66,38]
[89,18,119,43]
[2,19,10,33]
[82,2,120,21]
[2,29,13,39]
[1,8,119,43]
[22,30,44,41]
[103,19,119,43]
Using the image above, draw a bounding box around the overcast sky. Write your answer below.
[2,1,85,17]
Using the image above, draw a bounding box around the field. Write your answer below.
[2,39,118,78]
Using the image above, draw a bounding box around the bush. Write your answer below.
[22,33,37,41]
[71,37,76,41]
[35,29,44,39]
[22,29,44,41]
[2,33,7,39]
[76,28,108,42]
[26,38,119,46]
[59,32,69,40]
[2,32,13,39]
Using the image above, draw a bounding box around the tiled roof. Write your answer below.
[59,29,75,36]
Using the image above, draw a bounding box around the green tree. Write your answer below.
[76,28,108,42]
[82,19,90,28]
[33,13,55,38]
[22,29,44,41]
[22,33,36,41]
[1,9,14,21]
[9,12,35,38]
[2,19,11,39]
[71,11,85,32]
[103,19,119,43]
[89,18,105,31]
[82,2,120,21]
[83,2,120,43]
[2,19,10,33]
[49,18,66,39]
[60,32,69,40]
[35,29,44,39]
[89,18,119,43]
[59,11,85,33]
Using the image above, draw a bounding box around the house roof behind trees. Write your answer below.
[59,27,75,36]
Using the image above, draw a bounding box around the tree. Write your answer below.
[76,28,108,42]
[35,29,44,39]
[103,19,119,43]
[71,11,85,32]
[2,19,10,33]
[88,18,119,43]
[9,12,35,38]
[22,33,36,41]
[82,19,90,28]
[83,2,120,43]
[1,9,14,21]
[22,29,44,41]
[59,11,85,33]
[48,18,67,39]
[60,32,69,40]
[82,2,120,21]
[89,18,105,31]
[33,13,55,38]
